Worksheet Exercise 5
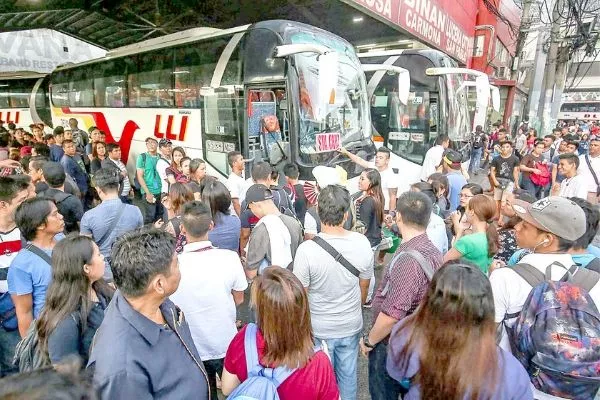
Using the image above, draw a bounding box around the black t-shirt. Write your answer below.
[288,183,307,224]
[491,154,520,181]
[39,188,84,233]
[356,195,382,248]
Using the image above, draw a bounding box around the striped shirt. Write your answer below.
[0,227,22,293]
[371,233,443,322]
[113,159,131,196]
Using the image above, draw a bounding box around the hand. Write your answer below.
[532,168,541,175]
[121,171,127,178]
[145,193,155,203]
[164,221,175,236]
[0,159,20,169]
[489,259,506,274]
[153,219,164,229]
[450,210,461,226]
[552,183,560,193]
[337,147,349,156]
[384,214,394,229]
[359,338,373,358]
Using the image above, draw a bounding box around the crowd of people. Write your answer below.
[0,116,600,400]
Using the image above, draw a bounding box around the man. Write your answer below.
[293,185,373,400]
[420,134,450,181]
[156,138,172,196]
[28,156,47,193]
[136,137,163,224]
[226,151,246,216]
[80,168,143,280]
[88,229,209,400]
[520,139,549,199]
[541,134,556,162]
[361,191,443,400]
[514,127,527,156]
[283,163,307,224]
[9,198,64,337]
[468,127,487,174]
[39,162,84,234]
[0,176,31,376]
[102,143,132,203]
[340,146,398,211]
[442,150,467,212]
[490,141,520,218]
[550,127,563,153]
[490,196,600,399]
[68,118,88,153]
[170,201,247,399]
[577,135,600,205]
[60,139,88,199]
[556,153,588,199]
[31,143,50,158]
[550,138,574,192]
[567,197,600,270]
[49,126,64,162]
[244,184,303,278]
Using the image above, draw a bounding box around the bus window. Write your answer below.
[128,50,174,108]
[51,71,70,107]
[0,85,10,108]
[94,59,128,107]
[69,67,95,107]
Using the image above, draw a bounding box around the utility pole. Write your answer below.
[538,0,565,134]
[511,0,533,82]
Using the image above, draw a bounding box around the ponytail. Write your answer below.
[468,194,499,257]
[485,221,500,257]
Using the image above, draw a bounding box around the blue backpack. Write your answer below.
[228,323,297,400]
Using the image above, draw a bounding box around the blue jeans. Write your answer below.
[315,332,360,400]
[469,147,483,173]
[522,176,549,199]
[0,326,20,377]
[368,341,403,400]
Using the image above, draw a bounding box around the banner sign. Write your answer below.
[315,132,341,153]
[348,0,475,65]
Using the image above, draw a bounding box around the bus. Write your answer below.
[0,72,52,129]
[358,49,490,191]
[557,100,600,121]
[49,20,376,182]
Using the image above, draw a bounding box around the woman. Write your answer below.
[448,183,484,238]
[427,173,450,217]
[355,168,385,248]
[155,182,194,253]
[495,190,536,264]
[36,234,114,365]
[444,194,498,274]
[166,146,188,184]
[179,157,192,182]
[579,133,590,155]
[89,142,107,174]
[201,180,241,252]
[526,128,537,154]
[386,261,532,399]
[221,267,339,399]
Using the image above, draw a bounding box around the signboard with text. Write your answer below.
[315,132,341,153]
[347,0,476,65]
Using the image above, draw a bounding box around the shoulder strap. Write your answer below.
[97,204,126,247]
[53,191,71,205]
[311,236,360,278]
[170,217,182,237]
[381,250,433,296]
[25,244,52,265]
[511,263,545,287]
[585,155,600,186]
[583,257,600,274]
[570,267,600,293]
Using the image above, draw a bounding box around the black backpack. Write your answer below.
[472,132,485,148]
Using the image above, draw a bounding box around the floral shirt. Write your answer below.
[495,229,517,264]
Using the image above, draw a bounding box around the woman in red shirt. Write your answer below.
[221,267,339,399]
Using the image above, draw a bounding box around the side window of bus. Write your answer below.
[9,80,31,108]
[51,71,70,107]
[69,67,95,107]
[0,86,9,108]
[128,50,174,108]
[94,59,128,107]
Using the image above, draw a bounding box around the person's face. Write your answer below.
[558,159,576,176]
[502,193,516,217]
[500,143,512,155]
[84,243,105,283]
[173,151,183,166]
[69,119,77,129]
[63,130,73,141]
[566,143,577,153]
[181,159,190,175]
[146,140,158,152]
[543,137,553,148]
[32,128,42,139]
[160,144,172,157]
[459,188,474,208]
[374,151,389,169]
[100,133,106,142]
[97,144,106,157]
[234,155,244,170]
[28,162,43,182]
[264,116,278,132]
[163,255,181,297]
[195,163,206,180]
[590,140,600,157]
[533,143,545,156]
[0,189,29,222]
[498,132,506,141]
[64,142,76,156]
[558,141,567,153]
[562,128,568,135]
[109,147,121,160]
[514,219,550,250]
[46,137,55,145]
[15,130,23,140]
[91,129,101,143]
[42,203,65,235]
[358,171,371,192]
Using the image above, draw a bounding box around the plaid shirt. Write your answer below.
[371,233,443,322]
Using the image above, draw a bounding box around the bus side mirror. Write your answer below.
[397,70,410,105]
[475,75,490,114]
[490,85,500,112]
[316,52,338,121]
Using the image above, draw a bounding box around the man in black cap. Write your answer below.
[244,184,303,279]
[442,150,467,212]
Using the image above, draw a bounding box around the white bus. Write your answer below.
[557,100,600,122]
[48,20,376,182]
[0,72,52,129]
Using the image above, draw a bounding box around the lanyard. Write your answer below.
[191,246,214,253]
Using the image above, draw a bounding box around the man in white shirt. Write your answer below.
[156,138,172,195]
[420,134,449,181]
[490,196,600,400]
[293,185,373,400]
[557,153,588,200]
[170,201,247,398]
[577,135,600,204]
[102,143,132,204]
[226,151,246,216]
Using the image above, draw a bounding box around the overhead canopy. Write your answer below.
[0,0,406,50]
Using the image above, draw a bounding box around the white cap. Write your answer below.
[312,166,347,188]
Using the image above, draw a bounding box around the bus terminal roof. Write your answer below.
[0,0,405,50]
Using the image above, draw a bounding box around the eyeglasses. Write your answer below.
[459,193,474,198]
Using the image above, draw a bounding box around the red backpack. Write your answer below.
[530,162,551,187]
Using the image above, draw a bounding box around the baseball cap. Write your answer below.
[145,137,158,144]
[159,138,172,147]
[511,196,586,241]
[443,150,462,167]
[245,184,273,207]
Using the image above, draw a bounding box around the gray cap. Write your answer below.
[511,196,586,241]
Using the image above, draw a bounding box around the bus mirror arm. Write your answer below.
[274,44,331,58]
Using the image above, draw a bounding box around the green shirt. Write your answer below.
[136,152,161,195]
[455,232,493,274]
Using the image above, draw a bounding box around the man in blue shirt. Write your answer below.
[81,168,143,281]
[88,229,209,400]
[8,198,65,337]
[443,150,467,212]
[49,126,65,162]
[60,139,88,197]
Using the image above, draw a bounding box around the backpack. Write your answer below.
[530,161,551,187]
[12,320,50,372]
[227,323,297,400]
[171,217,187,254]
[505,263,600,399]
[472,132,485,148]
[271,187,296,218]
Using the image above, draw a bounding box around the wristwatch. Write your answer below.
[363,334,375,349]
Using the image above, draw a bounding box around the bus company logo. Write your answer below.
[0,111,19,124]
[154,114,189,142]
